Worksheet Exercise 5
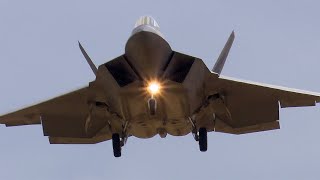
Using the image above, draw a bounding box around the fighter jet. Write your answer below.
[1,16,320,157]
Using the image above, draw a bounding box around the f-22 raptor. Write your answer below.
[1,16,320,157]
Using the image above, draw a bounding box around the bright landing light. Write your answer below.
[148,82,161,95]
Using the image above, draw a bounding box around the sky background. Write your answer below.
[0,0,320,180]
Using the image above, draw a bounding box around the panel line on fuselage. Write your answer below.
[122,55,143,81]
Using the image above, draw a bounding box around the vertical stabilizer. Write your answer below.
[212,31,235,75]
[78,41,98,76]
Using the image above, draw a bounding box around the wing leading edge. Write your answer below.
[0,87,88,126]
[0,87,113,144]
[206,74,320,134]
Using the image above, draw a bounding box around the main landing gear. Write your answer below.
[112,132,129,157]
[193,127,208,152]
[112,122,129,157]
[192,127,208,152]
[198,127,207,152]
[112,133,121,157]
[189,118,208,152]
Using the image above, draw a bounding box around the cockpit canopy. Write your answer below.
[131,16,164,39]
[134,16,160,30]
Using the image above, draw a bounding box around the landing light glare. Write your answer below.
[148,82,161,95]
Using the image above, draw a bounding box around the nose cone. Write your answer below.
[132,16,164,38]
[126,16,172,79]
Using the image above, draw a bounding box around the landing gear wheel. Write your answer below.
[199,127,207,152]
[148,98,156,115]
[112,133,121,157]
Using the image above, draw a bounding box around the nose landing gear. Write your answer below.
[148,98,157,115]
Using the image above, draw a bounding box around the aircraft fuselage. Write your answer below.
[87,30,213,139]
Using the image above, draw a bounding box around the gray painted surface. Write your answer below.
[0,1,320,180]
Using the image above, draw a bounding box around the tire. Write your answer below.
[199,127,207,152]
[112,133,121,157]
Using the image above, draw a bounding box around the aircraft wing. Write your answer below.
[0,87,88,126]
[207,75,320,134]
[0,87,111,143]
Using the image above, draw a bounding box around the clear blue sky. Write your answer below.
[1,1,320,180]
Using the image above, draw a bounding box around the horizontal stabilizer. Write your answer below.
[212,31,235,75]
[78,41,98,75]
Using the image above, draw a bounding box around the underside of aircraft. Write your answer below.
[1,16,320,157]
